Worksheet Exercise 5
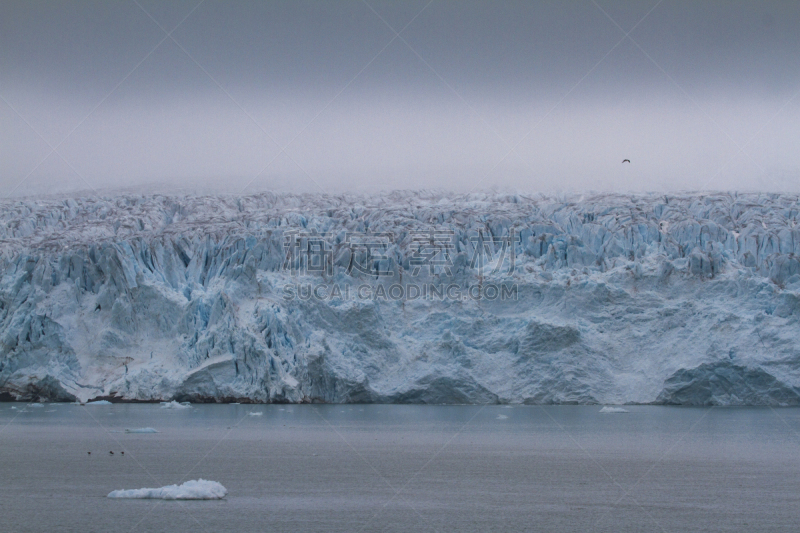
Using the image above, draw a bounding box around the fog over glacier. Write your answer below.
[2,191,799,406]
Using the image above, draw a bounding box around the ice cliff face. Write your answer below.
[2,191,800,405]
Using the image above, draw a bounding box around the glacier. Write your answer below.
[1,191,800,406]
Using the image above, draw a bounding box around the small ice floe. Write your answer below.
[125,428,159,434]
[29,403,45,408]
[11,406,18,410]
[599,406,629,414]
[86,400,113,406]
[248,412,263,416]
[496,414,509,420]
[160,401,191,409]
[107,479,227,500]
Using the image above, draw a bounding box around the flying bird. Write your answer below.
[622,159,631,164]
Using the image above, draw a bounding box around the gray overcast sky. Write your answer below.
[2,0,799,196]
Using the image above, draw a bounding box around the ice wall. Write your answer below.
[1,191,799,405]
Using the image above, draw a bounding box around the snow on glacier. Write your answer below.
[107,479,227,500]
[1,191,800,405]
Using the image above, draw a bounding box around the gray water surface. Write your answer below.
[1,404,799,532]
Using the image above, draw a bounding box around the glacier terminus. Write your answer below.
[1,191,799,406]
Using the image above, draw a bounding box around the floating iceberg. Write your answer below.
[160,401,191,409]
[2,191,800,406]
[107,479,227,500]
[248,412,263,416]
[86,400,113,406]
[124,427,159,433]
[599,406,629,413]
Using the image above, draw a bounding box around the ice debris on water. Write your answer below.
[107,479,227,500]
[599,406,629,413]
[160,401,191,409]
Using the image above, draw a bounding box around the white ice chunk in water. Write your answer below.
[248,412,263,416]
[496,414,509,419]
[124,427,159,433]
[29,403,45,408]
[86,400,112,405]
[107,479,227,500]
[160,401,192,409]
[599,406,629,413]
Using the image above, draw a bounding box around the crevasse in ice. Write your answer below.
[1,191,799,405]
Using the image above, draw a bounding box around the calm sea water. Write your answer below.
[1,403,799,532]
